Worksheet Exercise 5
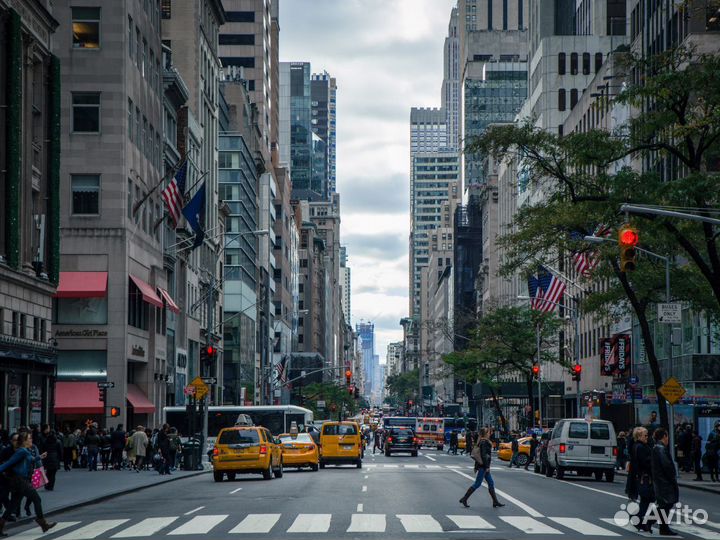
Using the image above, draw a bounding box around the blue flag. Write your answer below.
[181,182,206,250]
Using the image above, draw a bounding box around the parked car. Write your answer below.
[385,427,419,457]
[545,419,617,482]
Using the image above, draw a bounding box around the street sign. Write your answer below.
[316,400,326,409]
[659,376,686,405]
[629,375,639,387]
[97,381,115,389]
[183,385,195,396]
[658,303,682,324]
[201,377,217,385]
[190,376,209,400]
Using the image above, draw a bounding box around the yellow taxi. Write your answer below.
[497,436,532,466]
[319,421,362,469]
[212,426,283,481]
[278,432,319,471]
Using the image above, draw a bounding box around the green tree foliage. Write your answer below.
[302,382,359,420]
[384,369,419,407]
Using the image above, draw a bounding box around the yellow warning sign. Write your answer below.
[658,376,686,405]
[190,376,209,400]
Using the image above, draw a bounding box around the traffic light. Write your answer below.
[531,363,540,381]
[618,224,639,272]
[201,345,217,364]
[571,364,582,381]
[110,406,121,417]
[354,387,360,399]
[345,369,352,385]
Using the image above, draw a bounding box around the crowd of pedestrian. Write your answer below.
[0,422,184,537]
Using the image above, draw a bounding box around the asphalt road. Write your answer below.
[7,450,720,540]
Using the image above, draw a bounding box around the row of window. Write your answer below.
[128,98,162,170]
[557,88,580,112]
[0,309,47,342]
[558,52,604,76]
[128,16,163,95]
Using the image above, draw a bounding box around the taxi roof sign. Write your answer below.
[658,376,686,405]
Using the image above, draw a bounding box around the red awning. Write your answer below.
[55,272,108,298]
[127,384,155,414]
[129,275,163,308]
[54,382,104,415]
[158,287,180,314]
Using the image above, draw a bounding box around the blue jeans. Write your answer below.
[471,467,495,490]
[87,447,98,471]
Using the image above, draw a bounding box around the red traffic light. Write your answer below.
[110,406,121,417]
[532,364,540,376]
[619,226,639,247]
[207,346,215,356]
[345,370,352,378]
[573,364,582,374]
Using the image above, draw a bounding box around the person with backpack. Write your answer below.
[459,429,505,509]
[156,424,171,475]
[703,432,719,482]
[99,429,111,471]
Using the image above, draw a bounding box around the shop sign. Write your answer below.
[130,345,145,357]
[54,328,108,338]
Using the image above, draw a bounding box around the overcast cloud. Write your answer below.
[280,0,454,361]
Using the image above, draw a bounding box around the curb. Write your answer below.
[7,469,209,530]
[614,470,720,495]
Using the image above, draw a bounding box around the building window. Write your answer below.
[128,16,133,58]
[135,107,141,148]
[128,279,149,330]
[595,52,603,73]
[72,93,100,132]
[225,11,254,22]
[219,57,255,68]
[570,53,578,75]
[136,29,141,69]
[582,52,590,75]
[128,98,133,142]
[518,0,523,28]
[72,7,100,49]
[11,312,19,337]
[558,52,566,75]
[71,174,100,215]
[219,34,255,45]
[161,0,171,19]
[558,88,566,111]
[502,0,508,30]
[56,297,108,324]
[142,39,147,78]
[570,88,579,109]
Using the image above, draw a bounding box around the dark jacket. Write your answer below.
[651,442,679,506]
[110,430,126,450]
[473,438,492,471]
[511,438,519,452]
[84,430,100,449]
[43,437,63,470]
[0,447,42,479]
[157,430,170,454]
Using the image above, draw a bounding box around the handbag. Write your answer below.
[470,444,484,467]
[638,474,655,502]
[31,466,49,489]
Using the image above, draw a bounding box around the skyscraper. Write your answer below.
[311,71,337,199]
[340,246,351,323]
[443,7,461,150]
[356,322,375,399]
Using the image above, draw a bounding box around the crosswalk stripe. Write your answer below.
[548,517,619,536]
[347,514,386,532]
[111,518,178,538]
[397,514,443,533]
[426,464,442,469]
[446,465,462,469]
[167,515,227,536]
[55,520,129,540]
[286,514,332,533]
[404,464,420,468]
[447,515,495,529]
[599,518,648,536]
[9,522,80,540]
[501,516,563,535]
[672,522,720,540]
[382,464,399,468]
[229,514,281,534]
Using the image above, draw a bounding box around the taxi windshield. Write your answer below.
[218,430,260,445]
[280,434,313,443]
[323,424,358,435]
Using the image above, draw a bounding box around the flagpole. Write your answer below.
[132,157,187,217]
[183,170,208,199]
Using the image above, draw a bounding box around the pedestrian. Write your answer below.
[61,427,75,472]
[703,432,719,482]
[99,429,111,471]
[629,427,654,532]
[167,428,180,471]
[0,432,56,535]
[677,425,692,472]
[509,433,519,468]
[157,424,171,475]
[616,431,627,470]
[373,427,383,455]
[0,433,19,530]
[465,429,474,458]
[651,427,679,536]
[459,429,505,509]
[450,431,459,455]
[525,433,538,470]
[691,430,704,481]
[110,424,126,470]
[128,426,148,472]
[145,429,154,471]
[41,431,62,491]
[84,427,100,472]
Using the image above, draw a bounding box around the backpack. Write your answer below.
[169,436,178,452]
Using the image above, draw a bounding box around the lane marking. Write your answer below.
[287,514,332,533]
[362,485,368,492]
[548,517,619,536]
[364,475,369,479]
[10,522,80,540]
[357,504,364,512]
[450,469,543,517]
[554,479,627,500]
[501,516,562,535]
[184,507,204,516]
[229,514,281,534]
[404,464,420,468]
[397,514,443,533]
[111,517,178,538]
[446,465,462,469]
[56,520,130,540]
[447,515,495,529]
[672,522,720,540]
[347,514,385,532]
[230,487,243,494]
[424,455,437,462]
[383,464,399,468]
[168,515,227,536]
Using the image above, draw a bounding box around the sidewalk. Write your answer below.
[615,468,720,495]
[8,466,208,525]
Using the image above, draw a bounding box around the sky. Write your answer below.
[280,0,455,362]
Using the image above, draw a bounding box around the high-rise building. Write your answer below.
[442,7,461,149]
[340,246,351,323]
[311,71,337,199]
[356,321,375,399]
[0,0,60,430]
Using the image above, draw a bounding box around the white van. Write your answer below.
[545,418,617,482]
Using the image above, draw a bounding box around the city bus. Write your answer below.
[382,416,417,430]
[163,405,314,447]
[443,416,477,446]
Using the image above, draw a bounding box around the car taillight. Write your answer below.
[387,437,393,443]
[559,444,566,454]
[260,445,268,455]
[613,447,618,457]
[212,447,219,456]
[413,438,419,444]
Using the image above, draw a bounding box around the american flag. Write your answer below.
[276,356,289,388]
[528,266,567,312]
[571,226,611,277]
[161,160,188,228]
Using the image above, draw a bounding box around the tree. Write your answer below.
[302,382,358,420]
[443,306,562,432]
[467,45,720,430]
[384,369,419,408]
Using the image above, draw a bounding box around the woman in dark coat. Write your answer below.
[459,428,505,508]
[42,432,62,491]
[651,428,679,536]
[630,427,653,532]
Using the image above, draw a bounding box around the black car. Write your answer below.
[385,427,418,457]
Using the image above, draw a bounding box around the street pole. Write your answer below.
[536,323,542,428]
[664,256,677,476]
[574,297,581,418]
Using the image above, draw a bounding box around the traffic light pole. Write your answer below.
[536,323,542,428]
